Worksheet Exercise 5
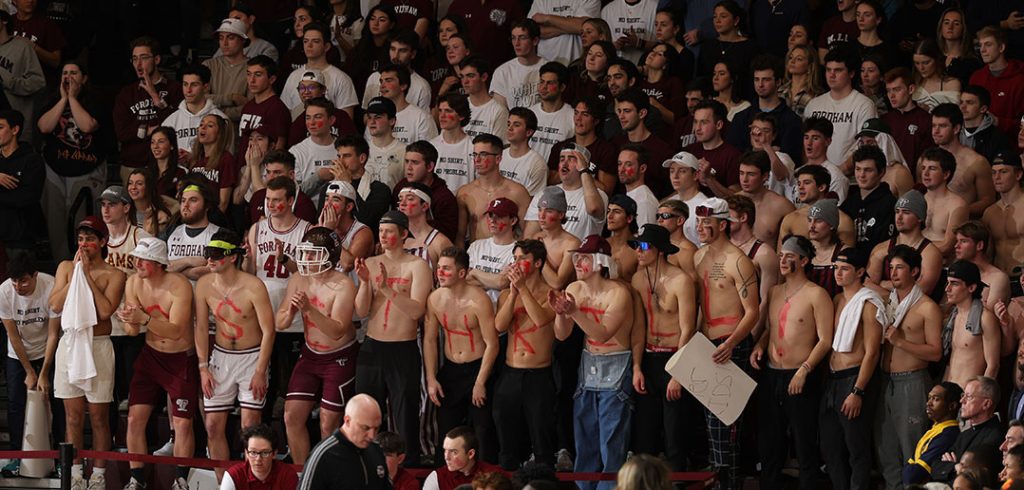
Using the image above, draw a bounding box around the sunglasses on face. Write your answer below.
[203,247,231,260]
[656,212,679,220]
[633,242,651,251]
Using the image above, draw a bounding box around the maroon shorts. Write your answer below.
[286,340,359,411]
[128,344,200,419]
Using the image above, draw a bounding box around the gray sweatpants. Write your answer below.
[873,369,931,490]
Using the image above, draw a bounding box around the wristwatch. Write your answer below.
[851,386,866,397]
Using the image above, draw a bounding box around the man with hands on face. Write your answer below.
[424,247,500,464]
[276,227,358,465]
[193,230,275,481]
[751,234,834,490]
[116,237,197,490]
[551,235,634,490]
[354,210,433,467]
[819,247,888,490]
[628,224,696,473]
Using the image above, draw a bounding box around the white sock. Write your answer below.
[71,464,83,478]
[92,467,105,477]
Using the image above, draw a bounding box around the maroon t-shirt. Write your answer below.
[287,108,357,147]
[684,141,742,196]
[611,133,675,198]
[638,77,686,122]
[113,80,184,168]
[249,187,318,225]
[238,95,292,156]
[446,0,525,68]
[190,152,238,189]
[381,0,432,32]
[10,14,65,52]
[881,105,933,174]
[818,15,859,53]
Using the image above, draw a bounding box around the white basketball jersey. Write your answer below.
[254,217,311,333]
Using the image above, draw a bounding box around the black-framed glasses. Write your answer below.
[471,151,500,160]
[245,450,274,458]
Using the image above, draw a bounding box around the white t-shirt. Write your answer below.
[601,0,658,64]
[490,57,548,110]
[290,137,339,197]
[767,150,797,200]
[365,104,438,144]
[466,98,509,144]
[280,64,360,113]
[0,273,55,360]
[682,191,709,246]
[361,70,432,112]
[167,224,223,288]
[430,132,475,195]
[803,90,877,164]
[529,0,601,65]
[330,14,364,63]
[627,184,659,228]
[468,237,516,303]
[526,184,609,240]
[500,148,547,196]
[527,102,575,163]
[161,99,227,153]
[367,138,406,191]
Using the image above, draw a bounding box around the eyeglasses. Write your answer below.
[655,212,679,220]
[633,241,651,251]
[246,450,274,458]
[962,393,989,401]
[298,84,320,93]
[471,151,499,160]
[130,54,154,64]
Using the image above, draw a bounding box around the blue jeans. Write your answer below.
[573,350,633,490]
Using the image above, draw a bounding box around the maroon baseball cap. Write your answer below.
[485,198,518,218]
[572,235,612,255]
[77,216,108,239]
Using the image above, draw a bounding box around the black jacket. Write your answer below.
[930,416,1003,482]
[725,100,804,160]
[0,143,44,248]
[841,181,897,253]
[299,430,391,490]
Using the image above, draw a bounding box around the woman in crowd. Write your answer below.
[614,454,672,490]
[568,40,615,103]
[220,425,297,490]
[912,38,962,111]
[696,0,758,82]
[712,60,750,121]
[936,7,982,84]
[126,168,174,238]
[147,126,187,199]
[279,6,342,78]
[787,24,812,52]
[236,128,271,210]
[639,43,686,122]
[652,8,695,83]
[779,43,823,118]
[188,114,236,214]
[346,4,397,95]
[434,33,473,104]
[425,16,470,102]
[860,54,889,115]
[569,17,612,73]
[328,0,363,63]
[854,0,900,71]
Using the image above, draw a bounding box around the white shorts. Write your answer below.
[54,335,115,403]
[204,344,266,412]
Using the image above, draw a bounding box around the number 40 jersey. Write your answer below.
[254,218,312,333]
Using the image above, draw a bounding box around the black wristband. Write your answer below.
[851,386,865,397]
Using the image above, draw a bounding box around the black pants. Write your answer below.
[436,359,496,464]
[633,351,694,471]
[492,365,557,470]
[355,337,422,466]
[111,334,144,438]
[6,356,64,451]
[554,327,583,454]
[267,332,303,418]
[758,366,820,490]
[819,367,874,490]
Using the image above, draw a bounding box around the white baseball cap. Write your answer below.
[130,237,169,266]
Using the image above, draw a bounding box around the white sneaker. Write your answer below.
[555,448,574,472]
[170,477,188,490]
[153,438,175,456]
[86,473,105,490]
[70,475,86,490]
[121,478,144,490]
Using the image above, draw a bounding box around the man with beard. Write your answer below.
[166,179,221,282]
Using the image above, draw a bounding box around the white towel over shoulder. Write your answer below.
[833,288,890,353]
[61,262,98,391]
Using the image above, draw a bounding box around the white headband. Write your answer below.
[399,187,432,206]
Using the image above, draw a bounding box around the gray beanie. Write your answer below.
[895,190,927,221]
[808,199,840,229]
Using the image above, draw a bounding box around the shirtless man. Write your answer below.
[803,199,846,297]
[727,195,779,338]
[736,150,795,246]
[954,221,1011,313]
[777,165,856,248]
[751,235,834,490]
[943,260,1000,388]
[918,147,968,258]
[494,239,557,470]
[656,200,697,275]
[117,238,196,490]
[692,198,760,490]
[194,230,275,480]
[550,235,634,490]
[399,182,454,272]
[457,133,531,243]
[605,195,639,281]
[819,247,886,490]
[930,103,995,218]
[981,150,1024,274]
[628,225,696,472]
[49,217,126,490]
[528,186,580,288]
[867,190,944,297]
[277,227,359,465]
[354,210,433,466]
[874,245,943,490]
[424,247,500,464]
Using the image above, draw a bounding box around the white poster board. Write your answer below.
[665,333,757,426]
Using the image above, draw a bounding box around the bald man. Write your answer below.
[300,394,389,490]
